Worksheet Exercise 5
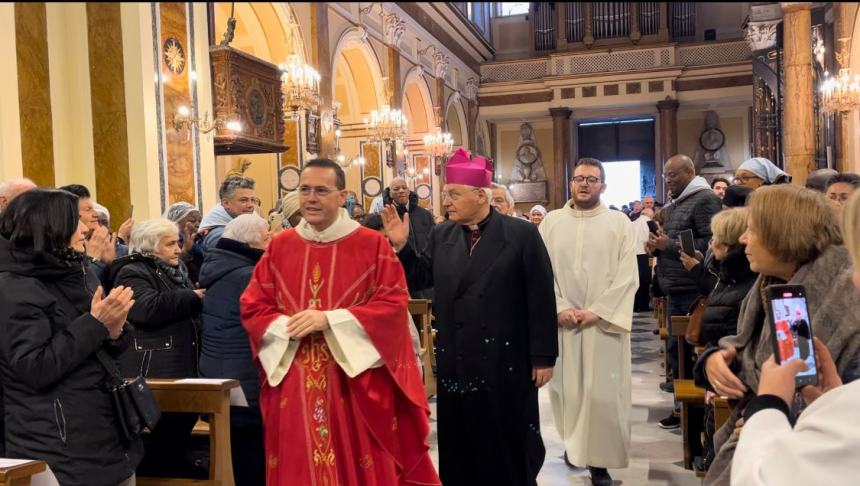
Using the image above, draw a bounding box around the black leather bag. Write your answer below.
[97,350,161,441]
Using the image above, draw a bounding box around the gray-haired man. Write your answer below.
[200,176,257,250]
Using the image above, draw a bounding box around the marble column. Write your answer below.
[311,3,334,158]
[550,107,572,209]
[781,2,815,185]
[656,97,679,202]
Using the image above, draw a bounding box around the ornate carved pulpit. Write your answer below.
[210,45,287,155]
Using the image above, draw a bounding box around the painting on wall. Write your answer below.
[360,141,383,211]
[278,117,302,197]
[306,111,320,155]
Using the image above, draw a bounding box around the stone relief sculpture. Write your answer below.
[510,123,548,182]
[693,111,733,176]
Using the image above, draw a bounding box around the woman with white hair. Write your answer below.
[107,218,205,478]
[198,213,270,486]
[164,201,204,284]
[529,204,547,226]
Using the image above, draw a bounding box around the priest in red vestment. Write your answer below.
[241,158,440,486]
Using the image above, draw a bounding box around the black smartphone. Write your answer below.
[678,229,695,257]
[765,284,818,387]
[647,220,659,235]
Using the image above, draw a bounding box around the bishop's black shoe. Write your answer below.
[563,452,579,469]
[589,466,613,486]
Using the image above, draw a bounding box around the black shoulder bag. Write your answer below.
[96,349,162,442]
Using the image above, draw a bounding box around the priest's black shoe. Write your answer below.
[659,380,674,393]
[563,452,580,469]
[589,466,612,486]
[658,413,681,429]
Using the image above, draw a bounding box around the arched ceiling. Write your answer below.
[333,47,381,123]
[447,104,464,147]
[213,3,304,65]
[404,81,430,135]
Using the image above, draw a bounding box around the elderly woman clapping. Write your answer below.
[107,218,205,478]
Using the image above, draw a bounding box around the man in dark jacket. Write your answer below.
[382,150,557,486]
[646,154,722,427]
[384,177,435,298]
[198,213,270,486]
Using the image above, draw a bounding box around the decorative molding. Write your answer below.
[381,11,405,47]
[464,77,478,100]
[745,20,780,52]
[674,74,753,92]
[433,50,450,79]
[478,91,552,106]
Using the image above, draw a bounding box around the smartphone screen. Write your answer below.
[678,229,695,256]
[767,285,817,387]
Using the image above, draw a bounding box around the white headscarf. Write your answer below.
[530,205,547,217]
[738,157,791,184]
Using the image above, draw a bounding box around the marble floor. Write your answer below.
[427,313,702,486]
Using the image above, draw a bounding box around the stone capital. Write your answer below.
[465,78,478,100]
[780,2,813,14]
[381,12,405,48]
[745,20,781,52]
[549,107,572,119]
[656,96,679,112]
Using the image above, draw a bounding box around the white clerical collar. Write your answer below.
[295,208,360,243]
[565,200,608,217]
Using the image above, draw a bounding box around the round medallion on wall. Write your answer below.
[279,166,301,192]
[247,89,266,126]
[362,177,383,198]
[416,184,432,200]
[699,128,725,152]
[163,37,186,75]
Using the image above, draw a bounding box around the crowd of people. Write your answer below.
[0,149,859,486]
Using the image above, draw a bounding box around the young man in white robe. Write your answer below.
[538,157,639,486]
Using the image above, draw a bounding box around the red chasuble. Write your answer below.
[241,224,439,486]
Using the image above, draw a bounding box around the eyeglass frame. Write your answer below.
[440,188,480,202]
[732,174,761,184]
[571,175,603,185]
[297,185,344,198]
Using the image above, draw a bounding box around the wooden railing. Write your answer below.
[535,2,694,52]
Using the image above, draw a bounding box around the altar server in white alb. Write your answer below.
[538,157,638,486]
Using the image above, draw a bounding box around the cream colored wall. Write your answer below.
[215,154,279,214]
[496,121,555,214]
[677,106,751,173]
[47,3,96,192]
[0,3,23,180]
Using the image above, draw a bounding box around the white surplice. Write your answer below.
[538,202,638,469]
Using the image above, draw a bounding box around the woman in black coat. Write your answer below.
[198,213,270,486]
[0,189,140,486]
[108,218,204,478]
[682,207,757,470]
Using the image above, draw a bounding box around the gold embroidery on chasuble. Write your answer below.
[308,262,324,309]
[359,455,373,469]
[268,455,278,469]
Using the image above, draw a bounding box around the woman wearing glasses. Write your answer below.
[733,157,792,189]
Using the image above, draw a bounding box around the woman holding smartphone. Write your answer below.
[693,185,860,486]
[731,189,860,485]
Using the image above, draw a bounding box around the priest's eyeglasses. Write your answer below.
[572,176,601,185]
[298,185,339,197]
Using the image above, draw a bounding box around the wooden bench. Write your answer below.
[0,460,46,486]
[139,378,239,486]
[409,299,436,397]
[674,379,706,471]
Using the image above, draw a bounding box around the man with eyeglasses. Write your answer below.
[241,158,440,486]
[382,147,557,486]
[646,154,722,428]
[200,175,258,250]
[538,158,639,486]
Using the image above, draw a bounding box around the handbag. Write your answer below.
[96,350,162,442]
[685,296,707,346]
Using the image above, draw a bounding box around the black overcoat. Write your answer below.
[398,209,558,486]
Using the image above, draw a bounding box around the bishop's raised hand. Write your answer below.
[381,204,410,252]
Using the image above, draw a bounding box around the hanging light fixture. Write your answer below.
[820,38,860,114]
[423,128,454,175]
[363,77,408,167]
[281,53,321,114]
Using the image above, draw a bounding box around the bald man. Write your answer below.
[0,178,36,213]
[646,155,721,428]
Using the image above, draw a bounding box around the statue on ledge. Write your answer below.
[510,123,547,183]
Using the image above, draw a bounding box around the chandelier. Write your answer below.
[820,38,860,114]
[423,128,454,175]
[364,104,408,144]
[280,53,321,113]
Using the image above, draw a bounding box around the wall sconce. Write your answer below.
[174,105,242,135]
